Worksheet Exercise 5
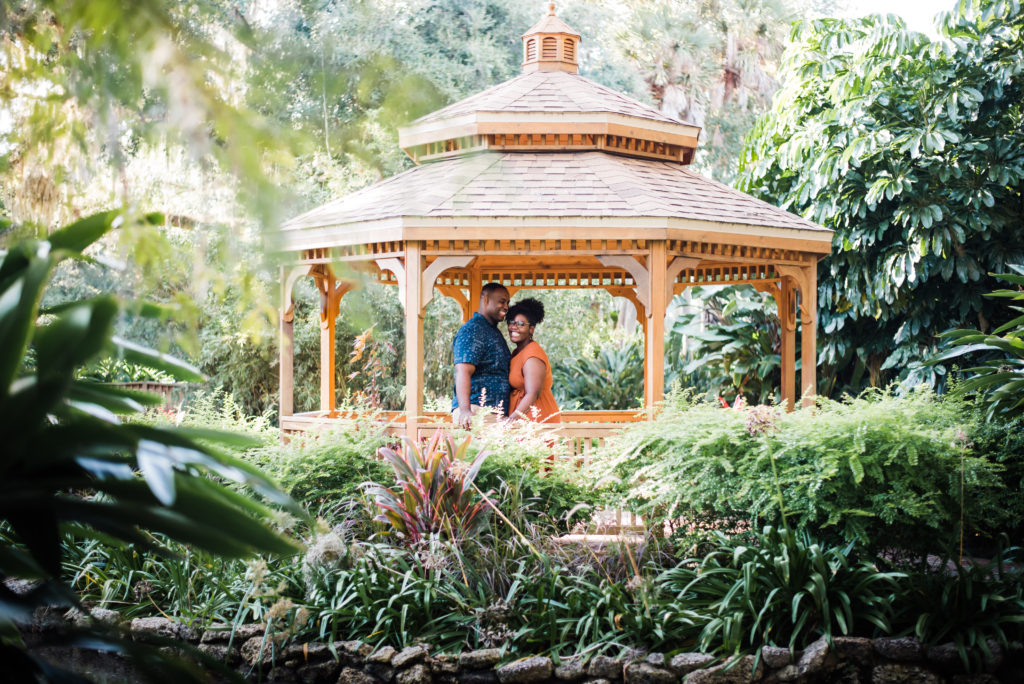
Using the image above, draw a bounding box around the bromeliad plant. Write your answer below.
[367,430,492,544]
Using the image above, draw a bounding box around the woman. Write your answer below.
[505,298,560,423]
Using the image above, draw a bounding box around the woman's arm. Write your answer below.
[510,356,546,419]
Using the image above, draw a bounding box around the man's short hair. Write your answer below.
[480,282,508,298]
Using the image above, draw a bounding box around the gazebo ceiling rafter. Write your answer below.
[276,2,833,439]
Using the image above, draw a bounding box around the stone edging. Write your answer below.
[24,612,1024,683]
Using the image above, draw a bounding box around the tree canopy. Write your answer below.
[738,0,1024,393]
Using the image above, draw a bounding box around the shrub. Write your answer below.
[245,423,393,512]
[466,419,603,532]
[595,388,1006,557]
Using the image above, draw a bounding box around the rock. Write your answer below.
[235,623,268,640]
[644,654,666,667]
[203,623,266,643]
[90,608,125,626]
[337,667,380,684]
[370,647,398,664]
[925,643,960,668]
[870,664,941,684]
[496,656,553,684]
[833,637,873,664]
[267,669,299,684]
[458,672,498,684]
[201,626,232,644]
[366,663,396,683]
[297,660,341,684]
[759,647,791,669]
[241,634,288,668]
[582,680,612,684]
[284,642,330,662]
[683,656,762,684]
[432,655,461,675]
[797,637,831,676]
[461,649,503,670]
[336,641,373,661]
[130,616,180,640]
[197,642,239,665]
[397,664,433,684]
[981,639,1004,670]
[874,637,924,662]
[764,665,799,682]
[587,656,622,680]
[623,662,675,684]
[554,657,586,681]
[669,654,713,676]
[393,645,430,669]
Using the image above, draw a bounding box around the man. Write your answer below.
[452,282,511,426]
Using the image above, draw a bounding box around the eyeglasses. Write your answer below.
[507,320,532,328]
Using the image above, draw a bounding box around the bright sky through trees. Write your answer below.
[842,0,950,36]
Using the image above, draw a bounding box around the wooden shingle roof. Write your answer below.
[410,70,684,127]
[278,152,830,251]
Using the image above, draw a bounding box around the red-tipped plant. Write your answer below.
[366,429,492,544]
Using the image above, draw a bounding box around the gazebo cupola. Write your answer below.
[398,4,700,166]
[522,2,581,73]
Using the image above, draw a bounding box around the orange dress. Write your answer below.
[508,341,561,423]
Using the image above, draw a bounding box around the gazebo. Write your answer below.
[276,4,832,444]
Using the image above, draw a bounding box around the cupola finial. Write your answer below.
[522,3,581,74]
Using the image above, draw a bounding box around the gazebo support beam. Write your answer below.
[405,242,424,440]
[778,264,818,408]
[646,242,668,408]
[316,271,351,416]
[757,280,798,411]
[280,265,311,418]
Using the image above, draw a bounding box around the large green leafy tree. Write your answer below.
[738,0,1024,394]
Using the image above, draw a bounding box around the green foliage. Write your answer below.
[554,337,644,410]
[670,286,782,405]
[659,526,900,654]
[249,427,393,511]
[466,419,605,532]
[595,389,1006,556]
[368,430,492,544]
[739,1,1024,393]
[934,270,1024,419]
[0,212,298,679]
[892,546,1024,672]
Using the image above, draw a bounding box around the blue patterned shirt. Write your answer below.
[452,313,511,414]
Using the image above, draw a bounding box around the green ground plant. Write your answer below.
[659,526,900,655]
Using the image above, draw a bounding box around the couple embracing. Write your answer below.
[451,283,560,427]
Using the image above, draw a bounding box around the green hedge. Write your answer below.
[595,389,1014,557]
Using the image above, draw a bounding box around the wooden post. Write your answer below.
[280,267,295,419]
[645,241,668,408]
[800,264,818,408]
[318,271,339,416]
[405,241,425,441]
[779,279,797,411]
[468,268,483,320]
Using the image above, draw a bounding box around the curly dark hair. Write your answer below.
[506,297,545,326]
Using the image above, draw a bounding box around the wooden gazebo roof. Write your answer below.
[276,2,832,439]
